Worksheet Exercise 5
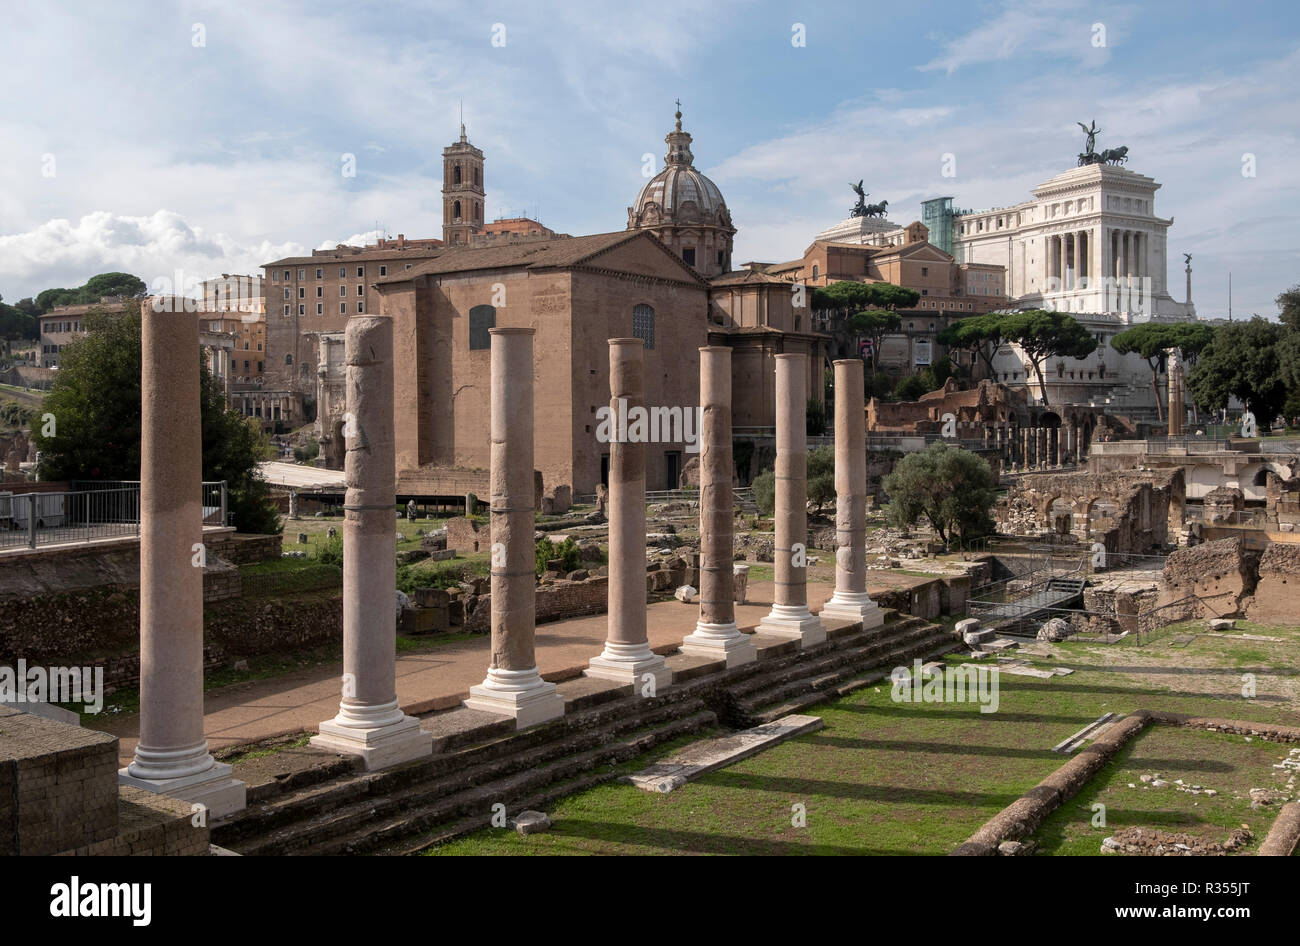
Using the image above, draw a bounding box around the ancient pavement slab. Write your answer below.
[626,714,824,793]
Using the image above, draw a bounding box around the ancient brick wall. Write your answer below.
[1159,536,1257,616]
[0,706,119,856]
[1246,542,1300,624]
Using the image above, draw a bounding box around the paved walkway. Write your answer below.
[98,578,892,765]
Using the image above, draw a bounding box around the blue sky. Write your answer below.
[1,0,1297,318]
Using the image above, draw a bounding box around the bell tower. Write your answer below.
[442,118,485,245]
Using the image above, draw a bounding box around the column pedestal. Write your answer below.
[465,668,565,729]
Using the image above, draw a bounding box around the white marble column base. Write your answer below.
[311,709,433,771]
[464,666,565,729]
[118,761,247,820]
[758,604,827,646]
[585,641,673,691]
[681,621,757,667]
[820,591,885,629]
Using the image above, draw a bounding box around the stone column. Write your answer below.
[465,328,566,724]
[820,359,883,627]
[1021,427,1029,471]
[587,339,672,687]
[312,316,432,767]
[758,354,825,646]
[1168,349,1184,436]
[682,347,758,666]
[1071,233,1080,290]
[1065,426,1074,463]
[1052,427,1061,467]
[1035,427,1044,468]
[120,298,246,817]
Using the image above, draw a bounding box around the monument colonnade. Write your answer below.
[124,314,886,818]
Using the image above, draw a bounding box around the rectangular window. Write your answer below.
[317,303,323,314]
[469,305,495,349]
[339,286,346,297]
[356,266,364,277]
[339,267,346,278]
[340,303,346,314]
[298,304,305,315]
[316,286,322,298]
[283,305,290,316]
[297,268,305,280]
[299,287,305,299]
[285,269,292,280]
[356,285,363,296]
[272,271,279,282]
[357,302,364,313]
[682,247,696,266]
[283,288,290,299]
[316,268,323,279]
[379,265,387,276]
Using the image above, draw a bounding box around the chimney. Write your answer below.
[398,233,406,248]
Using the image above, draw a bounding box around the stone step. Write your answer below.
[750,638,961,723]
[219,691,716,853]
[214,609,951,855]
[740,630,956,713]
[724,621,940,701]
[291,710,718,856]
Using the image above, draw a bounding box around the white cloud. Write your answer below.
[919,0,1123,74]
[0,211,304,297]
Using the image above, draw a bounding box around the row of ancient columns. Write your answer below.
[989,424,1091,472]
[123,316,884,822]
[237,393,291,423]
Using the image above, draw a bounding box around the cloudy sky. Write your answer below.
[1,0,1296,318]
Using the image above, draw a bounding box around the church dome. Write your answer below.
[632,164,728,218]
[627,107,735,277]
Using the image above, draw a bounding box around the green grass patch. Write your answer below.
[426,634,1299,856]
[1032,725,1293,855]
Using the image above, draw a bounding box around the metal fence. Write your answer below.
[0,481,227,551]
[240,563,342,597]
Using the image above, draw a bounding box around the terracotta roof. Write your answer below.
[709,269,794,287]
[264,244,445,266]
[378,230,707,285]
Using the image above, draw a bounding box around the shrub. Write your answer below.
[536,536,581,575]
[752,468,775,516]
[315,534,343,567]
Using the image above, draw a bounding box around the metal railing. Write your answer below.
[1134,594,1202,645]
[0,481,226,551]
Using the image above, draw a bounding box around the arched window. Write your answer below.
[633,304,655,350]
[453,200,462,220]
[469,305,495,350]
[474,167,480,186]
[453,165,461,185]
[285,354,293,365]
[812,264,819,281]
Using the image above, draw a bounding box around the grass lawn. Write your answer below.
[1032,725,1296,855]
[427,623,1299,856]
